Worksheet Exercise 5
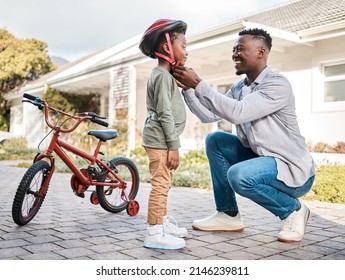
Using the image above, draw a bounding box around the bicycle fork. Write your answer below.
[37,161,55,197]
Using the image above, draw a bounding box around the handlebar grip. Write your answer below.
[23,93,37,101]
[92,118,109,127]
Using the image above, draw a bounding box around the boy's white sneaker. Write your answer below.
[144,224,186,250]
[163,216,188,238]
[278,201,310,242]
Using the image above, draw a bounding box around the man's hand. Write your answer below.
[173,66,202,89]
[174,79,189,90]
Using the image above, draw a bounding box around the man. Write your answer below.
[173,28,315,242]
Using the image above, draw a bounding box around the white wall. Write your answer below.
[273,36,345,145]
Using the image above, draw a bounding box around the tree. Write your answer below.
[0,28,55,130]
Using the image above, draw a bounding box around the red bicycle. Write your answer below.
[12,93,140,226]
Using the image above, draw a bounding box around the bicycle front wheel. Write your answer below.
[12,160,50,226]
[96,157,139,213]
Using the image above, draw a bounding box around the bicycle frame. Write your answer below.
[12,93,140,226]
[33,100,128,198]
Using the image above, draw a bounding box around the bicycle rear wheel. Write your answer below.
[96,157,139,213]
[12,160,50,225]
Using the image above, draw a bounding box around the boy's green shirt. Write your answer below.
[142,66,186,150]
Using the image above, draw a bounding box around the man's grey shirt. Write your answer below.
[183,67,315,187]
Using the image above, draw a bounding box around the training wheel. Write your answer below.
[90,191,99,205]
[126,200,140,216]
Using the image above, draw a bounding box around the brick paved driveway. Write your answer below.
[1,160,345,260]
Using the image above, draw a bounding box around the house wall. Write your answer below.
[269,36,345,145]
[7,94,46,147]
[22,100,46,148]
[6,34,344,153]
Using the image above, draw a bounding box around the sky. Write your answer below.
[0,0,291,62]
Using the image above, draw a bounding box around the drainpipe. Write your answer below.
[108,68,115,127]
[127,65,136,153]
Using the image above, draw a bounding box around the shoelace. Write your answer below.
[164,216,178,227]
[164,216,184,233]
[282,212,298,231]
[161,223,177,238]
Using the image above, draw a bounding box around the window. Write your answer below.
[324,63,345,102]
[312,60,345,112]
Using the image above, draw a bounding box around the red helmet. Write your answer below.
[139,19,187,59]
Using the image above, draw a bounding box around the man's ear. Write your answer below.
[258,47,266,58]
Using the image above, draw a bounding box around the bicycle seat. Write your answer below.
[87,129,118,142]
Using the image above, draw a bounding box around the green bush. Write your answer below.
[175,149,211,188]
[131,148,211,189]
[180,149,208,165]
[129,144,148,166]
[173,164,211,189]
[0,137,37,160]
[304,165,345,204]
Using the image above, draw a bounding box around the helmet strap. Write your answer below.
[154,32,178,71]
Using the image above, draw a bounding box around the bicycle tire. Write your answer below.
[12,160,50,226]
[96,157,139,213]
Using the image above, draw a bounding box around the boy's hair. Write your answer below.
[154,27,186,53]
[239,28,272,51]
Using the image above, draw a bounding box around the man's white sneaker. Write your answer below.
[144,224,186,250]
[192,212,244,232]
[278,201,310,242]
[163,216,188,238]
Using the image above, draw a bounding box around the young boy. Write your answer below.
[139,19,188,250]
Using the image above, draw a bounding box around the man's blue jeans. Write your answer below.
[205,132,315,220]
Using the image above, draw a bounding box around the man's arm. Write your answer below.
[175,66,292,125]
[174,66,221,123]
[182,87,221,123]
[194,75,292,124]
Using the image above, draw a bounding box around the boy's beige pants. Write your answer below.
[145,147,173,225]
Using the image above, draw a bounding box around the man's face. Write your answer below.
[232,35,264,76]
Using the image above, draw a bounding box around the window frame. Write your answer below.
[312,58,345,112]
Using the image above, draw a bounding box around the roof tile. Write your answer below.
[245,0,345,32]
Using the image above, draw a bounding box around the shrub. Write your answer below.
[309,141,345,154]
[313,142,333,153]
[173,164,211,189]
[0,137,37,160]
[304,165,345,204]
[333,141,345,154]
[180,149,208,165]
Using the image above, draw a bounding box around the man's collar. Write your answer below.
[245,66,271,86]
[254,66,271,84]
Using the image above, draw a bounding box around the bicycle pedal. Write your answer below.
[74,192,85,198]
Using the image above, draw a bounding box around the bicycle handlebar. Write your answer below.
[22,93,109,132]
[91,118,109,127]
[23,93,39,101]
[83,112,107,120]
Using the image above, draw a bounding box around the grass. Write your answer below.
[1,137,344,204]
